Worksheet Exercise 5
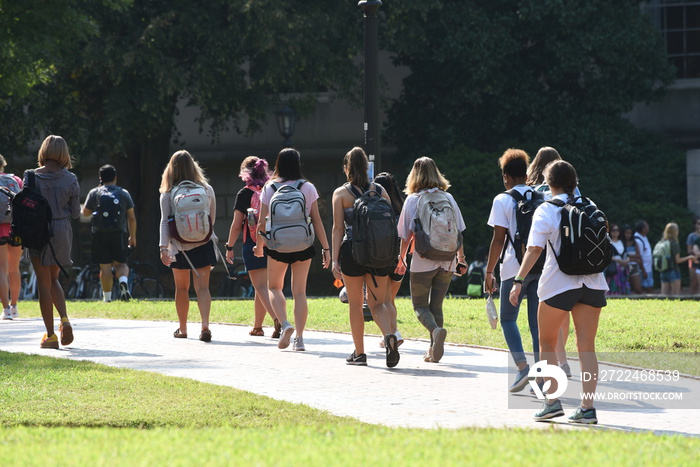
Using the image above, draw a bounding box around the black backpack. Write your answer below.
[7,170,67,275]
[347,183,399,270]
[500,188,546,274]
[92,186,124,233]
[547,196,613,275]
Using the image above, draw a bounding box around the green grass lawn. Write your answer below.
[1,297,698,465]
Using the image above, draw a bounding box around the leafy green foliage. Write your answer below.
[381,0,687,243]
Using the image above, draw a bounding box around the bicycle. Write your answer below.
[65,264,102,300]
[217,261,254,298]
[128,260,165,299]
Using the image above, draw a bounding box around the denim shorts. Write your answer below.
[660,268,681,283]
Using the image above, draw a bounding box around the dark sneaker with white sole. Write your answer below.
[119,281,132,301]
[568,407,598,424]
[534,399,565,420]
[346,351,367,366]
[385,334,400,368]
[431,327,447,362]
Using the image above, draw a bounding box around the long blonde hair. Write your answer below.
[404,156,450,194]
[38,135,74,169]
[159,150,208,193]
[662,222,679,242]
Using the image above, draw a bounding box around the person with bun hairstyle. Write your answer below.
[509,160,607,424]
[484,148,540,393]
[225,156,279,338]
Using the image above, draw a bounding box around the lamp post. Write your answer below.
[275,105,297,147]
[359,0,382,173]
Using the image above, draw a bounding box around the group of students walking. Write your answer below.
[20,135,608,425]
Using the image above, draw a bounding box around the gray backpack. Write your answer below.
[265,180,315,253]
[0,174,20,224]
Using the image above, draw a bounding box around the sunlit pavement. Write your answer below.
[1,318,698,436]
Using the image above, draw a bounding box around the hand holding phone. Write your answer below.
[455,262,467,276]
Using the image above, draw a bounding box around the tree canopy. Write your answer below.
[382,0,685,253]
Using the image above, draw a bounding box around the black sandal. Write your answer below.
[174,328,187,338]
[199,329,212,342]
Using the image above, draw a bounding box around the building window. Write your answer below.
[645,1,700,79]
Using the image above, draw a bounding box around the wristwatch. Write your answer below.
[224,243,234,252]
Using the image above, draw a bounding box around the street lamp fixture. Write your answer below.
[275,106,297,147]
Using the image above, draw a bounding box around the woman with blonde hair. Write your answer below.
[159,150,217,342]
[31,136,81,348]
[331,148,399,367]
[659,222,695,296]
[0,155,23,320]
[225,156,279,337]
[395,157,466,363]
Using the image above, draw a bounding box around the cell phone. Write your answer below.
[455,262,467,276]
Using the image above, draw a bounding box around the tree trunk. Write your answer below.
[113,130,172,266]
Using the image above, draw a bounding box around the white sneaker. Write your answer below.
[2,307,12,320]
[278,323,295,349]
[293,336,305,351]
[379,331,404,349]
[9,305,18,319]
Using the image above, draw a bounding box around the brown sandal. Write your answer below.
[271,319,281,339]
[249,327,264,337]
[174,328,187,338]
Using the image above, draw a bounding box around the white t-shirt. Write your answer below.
[260,179,319,214]
[527,193,609,301]
[486,184,536,281]
[634,233,652,274]
[398,188,466,273]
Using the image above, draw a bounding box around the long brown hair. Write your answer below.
[343,147,369,188]
[526,146,561,186]
[159,150,208,193]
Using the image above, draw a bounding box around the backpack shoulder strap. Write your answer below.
[271,182,280,192]
[25,170,36,189]
[344,182,364,199]
[546,198,566,208]
[294,179,306,190]
[505,188,524,202]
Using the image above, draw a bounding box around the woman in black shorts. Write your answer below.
[225,156,279,338]
[509,160,607,424]
[253,148,330,352]
[159,150,217,343]
[331,147,399,367]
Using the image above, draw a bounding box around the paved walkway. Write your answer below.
[1,318,698,437]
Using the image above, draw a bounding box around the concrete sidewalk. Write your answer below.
[1,318,698,436]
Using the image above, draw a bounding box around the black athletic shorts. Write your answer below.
[544,284,607,311]
[92,231,129,264]
[171,240,217,270]
[265,245,316,264]
[339,241,396,277]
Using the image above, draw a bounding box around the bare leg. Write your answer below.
[267,257,289,325]
[0,245,10,309]
[172,268,191,335]
[192,266,211,331]
[8,245,22,306]
[344,274,366,355]
[570,303,602,408]
[289,259,312,338]
[99,263,114,294]
[537,302,569,399]
[248,268,276,327]
[31,257,55,336]
[555,314,570,366]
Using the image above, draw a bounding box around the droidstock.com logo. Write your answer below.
[528,361,568,400]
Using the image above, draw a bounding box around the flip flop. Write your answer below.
[173,328,187,338]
